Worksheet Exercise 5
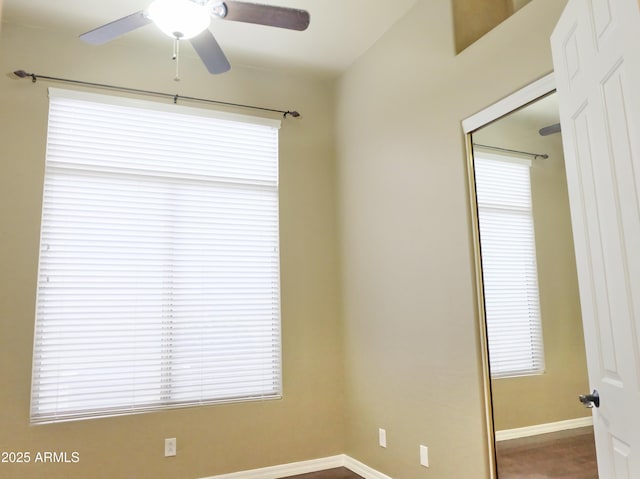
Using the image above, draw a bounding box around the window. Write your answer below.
[31,89,282,423]
[474,154,545,378]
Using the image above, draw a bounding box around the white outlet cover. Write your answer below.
[378,428,387,448]
[165,437,177,457]
[420,445,429,467]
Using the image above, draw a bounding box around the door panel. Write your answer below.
[551,0,640,476]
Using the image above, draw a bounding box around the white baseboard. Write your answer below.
[344,456,393,479]
[198,455,345,479]
[199,454,392,479]
[495,416,593,442]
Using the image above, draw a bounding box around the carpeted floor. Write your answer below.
[283,467,364,479]
[495,427,598,479]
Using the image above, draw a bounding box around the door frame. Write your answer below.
[462,72,557,479]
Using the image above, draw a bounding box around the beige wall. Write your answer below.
[512,0,533,12]
[336,0,568,477]
[451,0,538,53]
[474,114,590,431]
[0,23,343,479]
[452,0,513,52]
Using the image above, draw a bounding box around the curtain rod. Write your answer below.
[12,70,301,118]
[473,143,548,160]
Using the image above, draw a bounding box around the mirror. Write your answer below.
[469,90,599,478]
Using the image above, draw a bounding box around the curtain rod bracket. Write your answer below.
[11,69,302,119]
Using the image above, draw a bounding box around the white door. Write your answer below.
[551,0,640,477]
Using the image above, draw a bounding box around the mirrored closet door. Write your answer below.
[469,91,598,479]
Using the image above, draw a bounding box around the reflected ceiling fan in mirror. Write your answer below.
[538,123,561,136]
[80,0,310,77]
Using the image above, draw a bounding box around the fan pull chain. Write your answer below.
[173,36,181,82]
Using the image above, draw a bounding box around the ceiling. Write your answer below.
[473,92,561,161]
[476,92,560,139]
[2,0,419,76]
[509,93,559,131]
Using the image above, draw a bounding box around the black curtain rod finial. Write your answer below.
[284,111,300,118]
[13,69,31,78]
[13,70,37,83]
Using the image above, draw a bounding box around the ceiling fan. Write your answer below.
[80,0,310,75]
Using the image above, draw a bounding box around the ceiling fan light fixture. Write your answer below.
[80,1,310,76]
[147,0,210,39]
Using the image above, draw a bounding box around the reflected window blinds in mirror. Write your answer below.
[474,154,545,378]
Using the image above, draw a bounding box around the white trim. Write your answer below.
[198,455,345,479]
[462,73,556,133]
[47,87,282,129]
[198,455,393,479]
[495,416,593,442]
[344,456,394,479]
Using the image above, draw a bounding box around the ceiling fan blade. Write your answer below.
[80,11,152,45]
[189,30,231,74]
[221,1,310,31]
[539,123,562,136]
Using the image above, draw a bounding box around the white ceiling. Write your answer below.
[2,0,419,76]
[503,92,560,134]
[473,92,561,154]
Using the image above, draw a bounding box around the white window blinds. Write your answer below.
[31,89,282,423]
[474,155,545,379]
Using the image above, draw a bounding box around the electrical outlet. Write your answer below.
[420,445,429,467]
[378,428,387,448]
[165,437,177,457]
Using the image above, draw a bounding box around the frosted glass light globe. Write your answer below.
[148,0,210,39]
